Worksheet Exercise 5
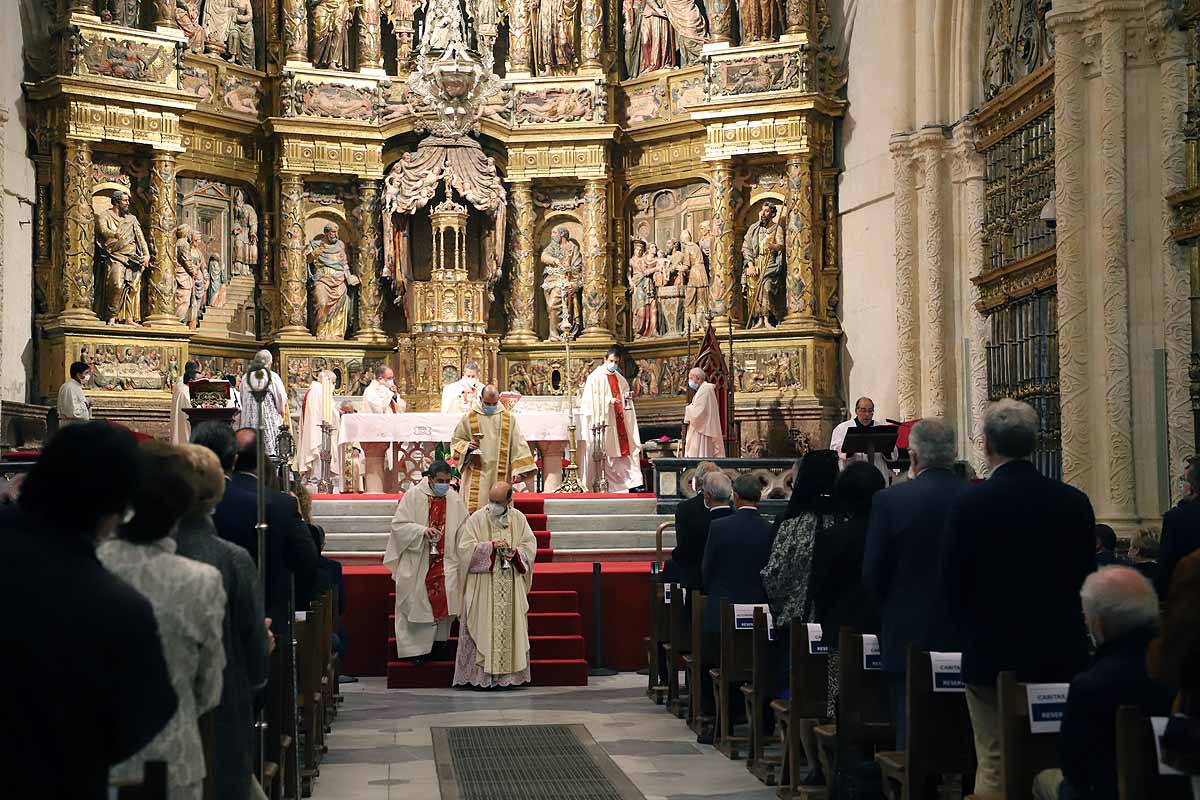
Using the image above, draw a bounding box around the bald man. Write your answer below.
[683,368,725,458]
[452,482,538,688]
[450,384,536,513]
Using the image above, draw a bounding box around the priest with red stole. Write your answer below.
[683,367,725,458]
[579,346,644,492]
[452,482,538,688]
[384,460,468,662]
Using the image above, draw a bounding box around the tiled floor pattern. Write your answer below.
[315,674,778,800]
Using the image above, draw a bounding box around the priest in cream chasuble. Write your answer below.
[452,483,538,688]
[683,368,726,458]
[384,462,468,660]
[579,347,644,491]
[450,385,537,514]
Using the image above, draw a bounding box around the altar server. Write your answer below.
[440,361,482,415]
[579,347,644,492]
[452,482,538,688]
[238,350,290,457]
[384,461,467,661]
[450,384,537,514]
[683,367,725,458]
[57,361,92,426]
[361,364,405,494]
[169,361,200,445]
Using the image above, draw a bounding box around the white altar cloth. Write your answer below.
[337,412,575,446]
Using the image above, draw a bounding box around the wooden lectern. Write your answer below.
[182,378,239,429]
[839,425,900,465]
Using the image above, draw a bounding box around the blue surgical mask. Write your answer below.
[431,482,450,497]
[688,379,699,391]
[481,403,498,415]
[606,362,618,374]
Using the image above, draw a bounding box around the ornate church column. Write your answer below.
[144,150,180,327]
[915,132,947,418]
[355,179,387,342]
[508,0,533,75]
[581,178,612,340]
[506,182,537,342]
[890,137,919,420]
[277,173,311,337]
[358,0,383,70]
[952,125,989,475]
[60,140,97,323]
[709,159,738,325]
[784,152,815,321]
[283,0,309,63]
[581,0,603,69]
[784,0,811,37]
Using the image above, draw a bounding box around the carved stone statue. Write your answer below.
[176,0,206,52]
[533,0,579,75]
[203,0,237,55]
[680,228,709,332]
[623,0,707,77]
[468,0,500,50]
[421,0,469,51]
[540,226,583,340]
[310,0,354,69]
[629,238,659,340]
[95,190,149,326]
[737,0,782,43]
[174,225,199,326]
[658,239,686,336]
[741,203,785,329]
[232,189,258,276]
[207,253,227,307]
[104,0,141,27]
[307,223,360,339]
[226,0,256,67]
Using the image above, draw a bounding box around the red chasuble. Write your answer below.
[606,373,631,457]
[424,495,449,619]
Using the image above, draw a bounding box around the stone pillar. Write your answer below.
[708,0,733,44]
[890,137,919,420]
[581,178,612,340]
[277,173,310,336]
[916,134,947,418]
[144,150,181,327]
[60,140,97,323]
[953,125,989,476]
[784,0,811,37]
[709,159,738,324]
[784,152,815,321]
[282,0,309,63]
[581,0,603,69]
[506,182,537,342]
[355,179,387,342]
[509,0,532,75]
[152,0,177,27]
[358,0,383,70]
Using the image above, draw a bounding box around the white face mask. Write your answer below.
[488,502,509,518]
[605,362,618,374]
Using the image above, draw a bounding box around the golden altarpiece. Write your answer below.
[23,0,847,450]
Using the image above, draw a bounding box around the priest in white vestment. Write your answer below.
[829,396,897,482]
[450,385,537,514]
[238,350,291,457]
[579,348,644,492]
[452,482,538,688]
[169,362,200,445]
[440,361,482,415]
[384,461,467,661]
[361,364,406,494]
[297,370,360,491]
[57,362,92,426]
[683,368,725,458]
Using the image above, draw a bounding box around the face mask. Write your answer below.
[385,379,395,389]
[481,403,498,415]
[688,379,699,391]
[431,482,450,497]
[488,502,508,517]
[606,362,618,374]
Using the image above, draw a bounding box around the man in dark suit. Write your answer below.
[662,461,720,589]
[1158,456,1200,597]
[942,399,1096,795]
[863,417,967,749]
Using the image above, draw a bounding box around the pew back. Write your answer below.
[837,628,893,748]
[998,671,1058,800]
[906,649,975,798]
[1115,705,1192,800]
[791,621,830,720]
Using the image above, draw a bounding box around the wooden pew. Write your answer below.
[320,589,336,735]
[645,580,670,704]
[740,606,783,785]
[687,591,712,734]
[993,670,1058,800]
[663,582,691,717]
[876,649,976,800]
[814,630,893,794]
[296,602,326,796]
[710,599,755,759]
[771,621,830,799]
[1115,705,1191,800]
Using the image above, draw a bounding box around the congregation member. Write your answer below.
[863,417,965,749]
[56,360,92,425]
[661,461,721,588]
[453,482,539,688]
[361,363,406,493]
[1094,524,1128,567]
[579,347,645,492]
[943,399,1096,795]
[1,423,177,798]
[1032,567,1172,800]
[441,360,482,414]
[173,443,271,800]
[386,461,468,663]
[305,507,352,676]
[1148,548,1200,773]
[683,368,725,458]
[238,349,290,456]
[99,440,227,800]
[809,462,886,713]
[828,396,895,479]
[1158,456,1200,596]
[1127,528,1160,583]
[169,360,200,445]
[451,383,537,513]
[698,474,773,742]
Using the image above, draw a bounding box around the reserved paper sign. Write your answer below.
[806,623,829,655]
[929,652,965,692]
[664,584,671,604]
[1026,683,1070,734]
[1152,717,1184,776]
[733,604,773,639]
[862,634,881,671]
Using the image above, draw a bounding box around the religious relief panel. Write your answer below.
[75,341,185,392]
[513,85,600,125]
[282,76,383,122]
[71,32,177,85]
[734,346,807,393]
[222,73,264,115]
[627,182,712,340]
[283,355,367,400]
[180,62,216,105]
[707,47,805,98]
[629,355,690,398]
[620,83,665,125]
[669,73,704,114]
[981,0,1052,101]
[506,358,592,397]
[190,353,250,383]
[621,0,707,78]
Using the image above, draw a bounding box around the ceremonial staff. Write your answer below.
[242,357,271,785]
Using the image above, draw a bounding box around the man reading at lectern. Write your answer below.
[450,385,537,514]
[441,361,482,415]
[829,396,897,481]
[580,347,645,492]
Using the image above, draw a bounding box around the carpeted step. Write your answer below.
[536,547,554,563]
[387,634,585,661]
[387,589,577,614]
[525,513,548,531]
[385,657,588,688]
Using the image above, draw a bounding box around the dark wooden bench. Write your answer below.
[740,606,783,784]
[645,580,670,704]
[813,630,893,793]
[687,591,713,734]
[709,599,755,758]
[664,582,691,717]
[1115,704,1192,800]
[772,621,831,799]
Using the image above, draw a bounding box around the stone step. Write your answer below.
[317,515,393,534]
[325,532,387,551]
[544,530,675,549]
[546,513,670,531]
[542,497,658,514]
[314,499,397,516]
